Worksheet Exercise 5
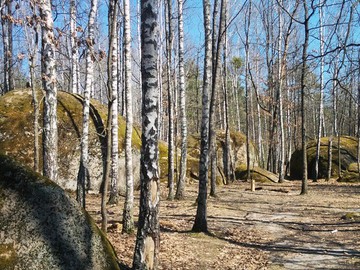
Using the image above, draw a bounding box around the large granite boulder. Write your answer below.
[186,130,258,181]
[289,136,358,180]
[0,89,141,194]
[0,155,120,270]
[235,164,279,183]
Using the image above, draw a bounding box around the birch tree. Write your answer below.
[76,0,98,208]
[133,0,160,268]
[165,0,175,200]
[192,0,211,233]
[38,0,58,183]
[245,0,252,189]
[122,0,134,233]
[24,1,40,173]
[175,0,187,200]
[108,0,119,205]
[277,0,285,183]
[314,0,325,182]
[70,0,79,94]
[101,0,118,232]
[1,0,14,93]
[222,0,235,184]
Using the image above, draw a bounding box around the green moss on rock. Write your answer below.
[235,164,278,183]
[290,136,358,180]
[337,171,360,183]
[0,89,142,193]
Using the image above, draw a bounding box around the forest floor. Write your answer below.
[86,179,360,269]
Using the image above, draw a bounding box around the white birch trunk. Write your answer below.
[278,1,285,183]
[165,0,175,200]
[175,0,187,199]
[109,2,119,204]
[70,0,79,94]
[314,0,325,181]
[122,0,134,233]
[39,0,58,183]
[245,0,252,188]
[23,6,40,173]
[233,76,241,132]
[77,0,98,208]
[133,0,160,268]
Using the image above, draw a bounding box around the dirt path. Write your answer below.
[87,180,360,269]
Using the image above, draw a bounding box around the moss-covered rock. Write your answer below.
[186,130,258,180]
[187,131,257,164]
[0,154,120,270]
[0,89,141,194]
[341,212,360,221]
[347,162,359,173]
[290,136,358,180]
[235,164,279,183]
[337,171,360,183]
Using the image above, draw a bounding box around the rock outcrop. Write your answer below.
[0,155,120,270]
[185,130,259,183]
[290,136,358,180]
[235,164,279,183]
[0,89,141,194]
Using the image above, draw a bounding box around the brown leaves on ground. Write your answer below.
[86,179,360,269]
[86,184,269,270]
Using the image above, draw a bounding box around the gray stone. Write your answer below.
[0,155,120,270]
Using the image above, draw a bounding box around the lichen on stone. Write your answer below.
[0,154,121,270]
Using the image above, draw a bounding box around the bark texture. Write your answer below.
[175,0,187,200]
[77,0,98,208]
[165,0,175,200]
[39,0,58,183]
[122,0,134,233]
[70,0,79,94]
[300,0,309,195]
[133,0,160,268]
[192,0,211,233]
[108,0,119,205]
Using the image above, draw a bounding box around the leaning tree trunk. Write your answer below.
[39,0,58,183]
[76,0,98,208]
[192,0,211,233]
[122,0,134,234]
[133,0,160,268]
[175,0,187,200]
